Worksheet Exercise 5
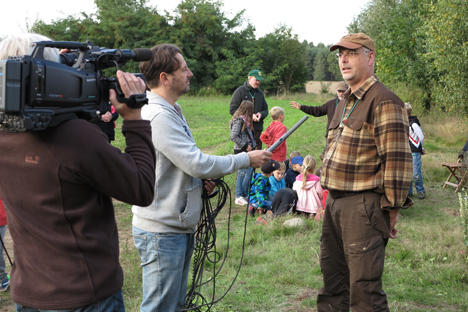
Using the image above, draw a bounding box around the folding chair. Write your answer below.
[442,154,467,192]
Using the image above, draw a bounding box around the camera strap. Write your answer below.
[119,94,148,109]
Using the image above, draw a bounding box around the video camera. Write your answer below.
[0,41,152,132]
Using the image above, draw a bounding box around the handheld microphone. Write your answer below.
[267,116,308,152]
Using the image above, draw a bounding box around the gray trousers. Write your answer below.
[317,190,390,312]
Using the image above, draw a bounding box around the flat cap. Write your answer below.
[330,33,375,52]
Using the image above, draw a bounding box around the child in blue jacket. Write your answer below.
[248,160,280,216]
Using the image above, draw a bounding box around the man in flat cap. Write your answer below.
[230,69,269,149]
[317,33,412,311]
[289,81,348,156]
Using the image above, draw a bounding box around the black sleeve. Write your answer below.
[111,111,119,122]
[258,95,268,121]
[300,100,331,117]
[229,87,242,115]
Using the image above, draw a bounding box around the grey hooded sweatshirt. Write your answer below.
[132,91,250,233]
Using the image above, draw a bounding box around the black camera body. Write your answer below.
[0,41,151,132]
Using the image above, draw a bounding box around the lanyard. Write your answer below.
[339,98,359,127]
[249,90,256,103]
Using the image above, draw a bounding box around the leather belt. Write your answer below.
[328,189,375,199]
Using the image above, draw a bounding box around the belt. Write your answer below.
[328,189,375,199]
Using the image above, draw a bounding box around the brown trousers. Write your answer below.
[317,190,391,312]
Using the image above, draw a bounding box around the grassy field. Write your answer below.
[1,94,467,311]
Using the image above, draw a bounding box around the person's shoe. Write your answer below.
[235,197,248,205]
[417,192,426,199]
[0,277,9,292]
[248,205,255,217]
[401,196,414,209]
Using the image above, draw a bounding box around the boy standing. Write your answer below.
[248,160,280,216]
[260,107,287,161]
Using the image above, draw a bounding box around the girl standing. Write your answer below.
[230,100,256,205]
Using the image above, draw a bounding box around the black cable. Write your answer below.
[0,231,13,266]
[183,176,252,311]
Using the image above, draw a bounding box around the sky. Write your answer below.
[1,0,370,45]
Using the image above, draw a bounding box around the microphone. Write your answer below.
[118,48,152,62]
[132,48,153,61]
[267,116,308,153]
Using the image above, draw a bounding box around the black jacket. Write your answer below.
[229,82,268,132]
[300,97,339,138]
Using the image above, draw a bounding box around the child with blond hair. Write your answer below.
[260,106,287,161]
[292,155,324,219]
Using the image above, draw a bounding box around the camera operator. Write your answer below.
[0,34,156,311]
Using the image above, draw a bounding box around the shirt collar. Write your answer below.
[350,74,378,100]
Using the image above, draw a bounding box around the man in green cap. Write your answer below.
[229,69,269,149]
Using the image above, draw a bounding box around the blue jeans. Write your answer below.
[0,226,6,281]
[132,227,194,312]
[15,290,124,312]
[236,167,253,198]
[409,152,425,195]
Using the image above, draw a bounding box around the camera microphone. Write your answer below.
[118,48,152,62]
[132,48,153,62]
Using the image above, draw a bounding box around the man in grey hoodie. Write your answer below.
[133,44,272,312]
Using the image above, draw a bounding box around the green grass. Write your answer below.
[1,94,467,311]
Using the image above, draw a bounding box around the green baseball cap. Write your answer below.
[248,69,264,81]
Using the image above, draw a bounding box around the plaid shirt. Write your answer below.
[321,75,412,209]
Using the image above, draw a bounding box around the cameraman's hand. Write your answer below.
[247,150,272,168]
[101,111,112,122]
[110,70,146,120]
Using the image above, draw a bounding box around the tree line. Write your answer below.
[349,0,467,113]
[31,0,339,96]
[31,0,466,113]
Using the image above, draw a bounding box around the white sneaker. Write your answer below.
[235,197,248,205]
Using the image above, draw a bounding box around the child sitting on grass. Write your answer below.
[285,155,303,188]
[293,155,324,220]
[260,106,287,162]
[269,161,286,200]
[248,160,280,216]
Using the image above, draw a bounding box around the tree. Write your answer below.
[349,0,434,110]
[424,0,468,113]
[312,44,329,81]
[169,0,254,92]
[257,26,308,94]
[32,0,170,73]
